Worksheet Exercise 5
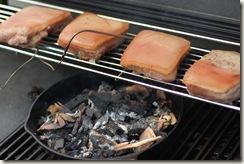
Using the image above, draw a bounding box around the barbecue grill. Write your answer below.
[0,0,241,160]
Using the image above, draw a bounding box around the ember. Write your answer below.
[37,82,177,159]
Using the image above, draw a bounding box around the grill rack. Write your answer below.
[0,3,240,111]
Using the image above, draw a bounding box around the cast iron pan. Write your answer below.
[24,71,183,160]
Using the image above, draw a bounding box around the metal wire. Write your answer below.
[0,52,36,91]
[0,49,56,90]
[55,29,133,70]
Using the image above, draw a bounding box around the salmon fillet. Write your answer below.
[0,6,72,48]
[183,50,240,103]
[120,30,191,82]
[57,12,130,61]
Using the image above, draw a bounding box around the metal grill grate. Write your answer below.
[0,4,240,111]
[0,99,240,160]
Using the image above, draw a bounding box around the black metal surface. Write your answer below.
[0,98,240,160]
[0,49,82,142]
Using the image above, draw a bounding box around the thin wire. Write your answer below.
[38,58,55,71]
[0,48,59,90]
[0,52,36,90]
[54,29,133,70]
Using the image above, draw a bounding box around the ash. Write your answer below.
[37,81,176,159]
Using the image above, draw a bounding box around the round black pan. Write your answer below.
[24,71,183,160]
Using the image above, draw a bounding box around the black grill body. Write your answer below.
[0,0,240,160]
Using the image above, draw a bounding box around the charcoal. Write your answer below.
[85,107,94,118]
[65,138,82,151]
[154,131,168,139]
[124,116,133,123]
[66,150,81,157]
[88,91,112,110]
[81,116,93,133]
[80,135,89,147]
[64,89,89,110]
[128,128,145,141]
[93,110,109,130]
[124,84,151,101]
[71,118,81,136]
[79,146,91,157]
[64,122,75,129]
[54,137,65,150]
[127,118,148,131]
[110,89,122,102]
[47,134,57,149]
[104,120,124,135]
[96,148,114,158]
[96,129,115,137]
[116,128,125,136]
[89,130,116,149]
[37,81,176,159]
[98,81,113,93]
[87,99,102,118]
[56,129,73,142]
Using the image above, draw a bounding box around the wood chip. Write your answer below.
[136,127,157,152]
[57,115,66,128]
[47,104,60,114]
[37,122,60,131]
[169,112,177,125]
[113,142,129,150]
[59,113,75,122]
[113,136,162,151]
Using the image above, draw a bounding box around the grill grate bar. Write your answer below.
[168,104,215,159]
[226,141,240,160]
[0,131,29,159]
[195,111,238,160]
[25,146,44,160]
[15,141,39,160]
[215,128,240,160]
[0,4,240,111]
[33,149,51,160]
[181,107,224,160]
[198,112,239,160]
[0,43,240,111]
[4,136,33,160]
[197,110,238,159]
[0,123,25,148]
